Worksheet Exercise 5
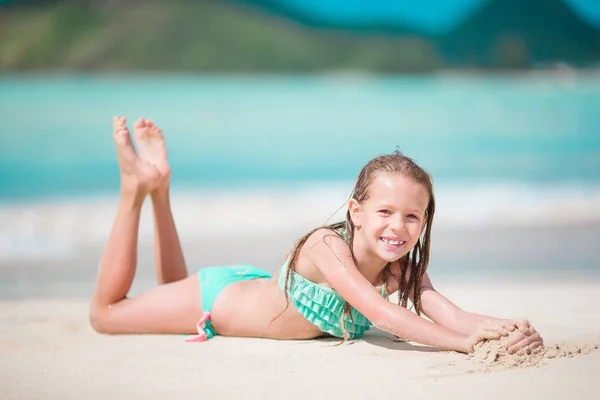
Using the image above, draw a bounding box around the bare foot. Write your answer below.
[113,116,161,195]
[132,118,171,192]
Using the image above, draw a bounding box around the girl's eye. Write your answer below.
[407,214,419,220]
[378,210,391,215]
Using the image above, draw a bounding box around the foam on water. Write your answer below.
[1,182,599,262]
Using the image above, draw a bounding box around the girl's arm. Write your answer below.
[414,272,503,336]
[415,272,529,335]
[411,272,544,354]
[304,230,499,353]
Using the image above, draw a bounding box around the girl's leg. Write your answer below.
[133,118,188,284]
[89,117,201,335]
[150,191,188,283]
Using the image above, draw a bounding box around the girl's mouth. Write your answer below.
[380,237,406,247]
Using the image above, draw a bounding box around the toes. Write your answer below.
[147,120,163,137]
[113,116,126,129]
[133,118,149,140]
[136,118,164,139]
[133,118,145,129]
[114,127,130,145]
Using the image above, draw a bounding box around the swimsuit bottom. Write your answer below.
[191,265,272,340]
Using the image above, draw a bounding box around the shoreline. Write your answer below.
[2,221,599,299]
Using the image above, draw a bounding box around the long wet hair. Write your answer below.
[280,151,436,341]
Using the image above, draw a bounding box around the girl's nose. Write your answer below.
[390,215,405,232]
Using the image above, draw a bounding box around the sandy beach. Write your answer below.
[1,217,599,399]
[1,18,599,397]
[1,283,599,399]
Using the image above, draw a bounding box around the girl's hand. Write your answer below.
[496,318,531,334]
[503,319,544,354]
[465,320,514,353]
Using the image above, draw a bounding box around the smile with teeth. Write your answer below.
[380,238,405,246]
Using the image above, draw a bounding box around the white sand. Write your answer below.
[1,283,599,399]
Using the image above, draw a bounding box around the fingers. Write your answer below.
[500,320,517,333]
[504,328,526,348]
[470,319,544,357]
[483,321,512,337]
[508,336,543,355]
[529,342,544,355]
[475,327,503,343]
[506,329,543,354]
[513,319,531,334]
[503,322,537,347]
[499,325,512,337]
[481,324,502,338]
[469,327,502,351]
[483,330,503,341]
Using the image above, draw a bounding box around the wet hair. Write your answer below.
[280,151,436,341]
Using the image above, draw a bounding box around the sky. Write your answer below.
[277,0,600,33]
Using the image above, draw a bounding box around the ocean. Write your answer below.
[2,73,600,196]
[0,73,599,284]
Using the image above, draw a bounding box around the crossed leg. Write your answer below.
[134,117,189,285]
[89,117,202,335]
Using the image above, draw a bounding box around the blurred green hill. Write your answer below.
[0,0,598,72]
[440,0,600,68]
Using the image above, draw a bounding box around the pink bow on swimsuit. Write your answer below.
[185,312,211,342]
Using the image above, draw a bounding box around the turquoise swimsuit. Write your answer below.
[195,227,385,340]
[276,227,386,339]
[197,265,272,339]
[278,258,386,339]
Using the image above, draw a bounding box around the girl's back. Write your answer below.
[208,272,322,339]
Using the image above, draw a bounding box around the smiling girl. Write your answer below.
[90,116,543,354]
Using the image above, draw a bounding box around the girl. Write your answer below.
[90,116,544,354]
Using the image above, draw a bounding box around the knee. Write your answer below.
[89,304,111,334]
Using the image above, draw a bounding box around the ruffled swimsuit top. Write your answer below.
[277,230,386,339]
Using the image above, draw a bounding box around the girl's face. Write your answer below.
[350,172,429,264]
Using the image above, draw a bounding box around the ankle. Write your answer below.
[151,186,170,203]
[119,185,148,207]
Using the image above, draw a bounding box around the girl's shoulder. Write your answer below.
[303,224,348,248]
[292,225,349,286]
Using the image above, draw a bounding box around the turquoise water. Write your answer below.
[1,74,599,200]
[0,73,599,276]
